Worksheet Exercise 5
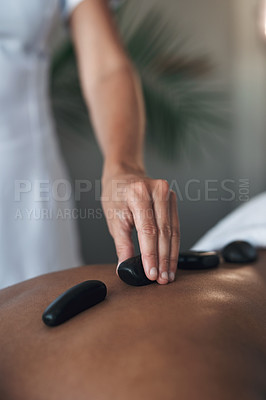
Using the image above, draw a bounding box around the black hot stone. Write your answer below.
[42,280,107,327]
[178,251,220,269]
[221,241,258,264]
[118,255,154,286]
[118,251,220,286]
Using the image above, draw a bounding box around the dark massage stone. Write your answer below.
[118,255,154,287]
[118,251,220,286]
[42,280,107,327]
[221,241,258,264]
[178,251,220,270]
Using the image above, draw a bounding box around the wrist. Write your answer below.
[101,159,146,184]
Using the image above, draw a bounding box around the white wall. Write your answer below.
[230,0,266,196]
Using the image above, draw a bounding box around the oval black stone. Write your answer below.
[117,255,154,286]
[221,241,258,264]
[42,280,107,327]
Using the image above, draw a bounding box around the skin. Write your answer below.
[69,0,180,284]
[0,251,265,399]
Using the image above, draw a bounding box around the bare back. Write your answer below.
[0,252,266,400]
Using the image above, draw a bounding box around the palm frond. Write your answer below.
[51,1,229,159]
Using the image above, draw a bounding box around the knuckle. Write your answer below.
[158,224,172,237]
[170,256,178,263]
[143,251,157,259]
[129,181,150,202]
[130,180,142,190]
[160,180,170,195]
[171,228,180,238]
[115,237,134,253]
[159,256,170,268]
[132,181,147,193]
[140,224,158,237]
[115,244,128,253]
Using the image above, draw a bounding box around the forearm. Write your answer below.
[68,0,146,180]
[83,62,146,181]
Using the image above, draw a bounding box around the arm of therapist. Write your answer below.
[68,0,180,284]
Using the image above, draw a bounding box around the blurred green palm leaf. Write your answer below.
[51,1,228,159]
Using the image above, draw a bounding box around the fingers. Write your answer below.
[128,181,180,285]
[106,178,179,285]
[128,182,158,281]
[169,190,180,282]
[152,181,171,284]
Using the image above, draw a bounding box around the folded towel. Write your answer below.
[192,191,266,251]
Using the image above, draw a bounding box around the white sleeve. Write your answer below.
[61,0,123,21]
[61,0,85,20]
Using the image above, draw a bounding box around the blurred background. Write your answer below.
[51,0,266,264]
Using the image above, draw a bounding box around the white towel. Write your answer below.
[192,191,266,251]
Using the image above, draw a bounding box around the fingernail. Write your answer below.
[161,272,168,281]
[169,272,175,282]
[150,268,158,279]
[116,262,121,275]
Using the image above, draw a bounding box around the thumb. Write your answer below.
[113,229,135,275]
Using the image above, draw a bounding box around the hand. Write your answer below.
[101,168,180,284]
